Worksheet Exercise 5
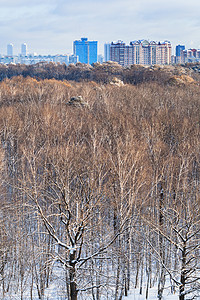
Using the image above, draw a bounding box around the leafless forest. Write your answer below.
[0,67,199,299]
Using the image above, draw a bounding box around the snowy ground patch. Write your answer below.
[122,287,178,300]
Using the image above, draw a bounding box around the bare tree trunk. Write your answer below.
[146,270,150,300]
[69,251,78,300]
[134,257,140,288]
[139,253,144,295]
[115,256,121,300]
[179,242,186,300]
[158,183,165,300]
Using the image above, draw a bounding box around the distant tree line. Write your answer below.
[0,61,199,85]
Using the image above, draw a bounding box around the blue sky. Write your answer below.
[1,0,200,55]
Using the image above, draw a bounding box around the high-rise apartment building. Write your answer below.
[104,43,111,62]
[98,54,104,64]
[110,40,129,66]
[73,38,97,64]
[176,45,185,57]
[175,45,185,63]
[7,43,14,57]
[21,43,27,56]
[110,41,127,66]
[109,40,172,66]
[180,48,200,63]
[156,41,172,65]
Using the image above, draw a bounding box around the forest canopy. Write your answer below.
[0,74,199,299]
[0,61,200,85]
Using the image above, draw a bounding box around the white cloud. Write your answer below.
[0,0,200,55]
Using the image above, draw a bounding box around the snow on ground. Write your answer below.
[122,287,178,300]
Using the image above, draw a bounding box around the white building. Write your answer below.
[110,40,172,66]
[21,43,27,56]
[7,43,14,57]
[104,43,111,62]
[98,54,104,64]
[180,49,200,63]
[69,54,79,64]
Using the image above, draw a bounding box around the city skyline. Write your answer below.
[1,38,198,66]
[1,0,200,56]
[1,38,200,58]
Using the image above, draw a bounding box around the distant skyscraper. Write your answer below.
[73,38,97,64]
[98,54,104,64]
[21,43,27,56]
[175,45,185,63]
[180,48,200,63]
[156,41,172,65]
[110,40,127,66]
[176,45,185,57]
[7,43,13,56]
[104,43,111,62]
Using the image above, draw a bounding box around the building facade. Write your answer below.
[180,48,200,63]
[110,41,127,66]
[0,54,78,65]
[109,40,172,66]
[104,43,111,62]
[176,45,185,57]
[175,45,185,63]
[73,38,98,64]
[21,43,27,56]
[69,54,79,64]
[156,41,172,65]
[7,44,14,57]
[98,54,104,64]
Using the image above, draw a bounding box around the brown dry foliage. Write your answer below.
[0,76,198,201]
